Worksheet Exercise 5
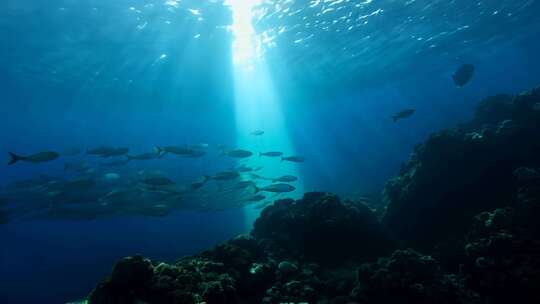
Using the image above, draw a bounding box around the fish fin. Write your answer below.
[202,175,210,183]
[8,152,20,165]
[155,146,167,158]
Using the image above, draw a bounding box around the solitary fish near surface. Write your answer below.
[8,151,60,165]
[453,64,475,87]
[391,109,415,122]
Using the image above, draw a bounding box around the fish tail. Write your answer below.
[154,146,167,158]
[8,152,20,165]
[258,152,262,157]
[126,155,133,162]
[202,175,210,183]
[281,157,285,162]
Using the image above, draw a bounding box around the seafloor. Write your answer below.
[88,86,540,303]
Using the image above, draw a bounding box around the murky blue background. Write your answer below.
[2,0,540,302]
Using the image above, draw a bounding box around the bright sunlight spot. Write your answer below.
[226,0,262,66]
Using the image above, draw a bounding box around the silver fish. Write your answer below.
[8,151,59,165]
[254,183,295,193]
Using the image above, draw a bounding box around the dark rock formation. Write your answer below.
[461,173,540,304]
[253,192,394,264]
[351,249,478,304]
[383,86,540,247]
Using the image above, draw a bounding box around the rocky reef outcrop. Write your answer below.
[252,192,394,265]
[383,86,540,248]
[89,192,392,303]
[88,86,540,304]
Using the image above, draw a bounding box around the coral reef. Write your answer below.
[252,192,394,264]
[88,86,540,304]
[351,249,478,304]
[383,86,540,247]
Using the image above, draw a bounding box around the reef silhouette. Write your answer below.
[88,86,540,304]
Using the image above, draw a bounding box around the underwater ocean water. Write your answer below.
[2,0,540,303]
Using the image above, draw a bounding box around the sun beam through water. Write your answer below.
[227,0,262,66]
[227,0,304,230]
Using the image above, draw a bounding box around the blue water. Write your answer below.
[1,0,540,303]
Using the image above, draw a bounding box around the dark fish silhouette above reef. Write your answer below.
[453,64,475,87]
[392,109,415,122]
[8,151,59,165]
